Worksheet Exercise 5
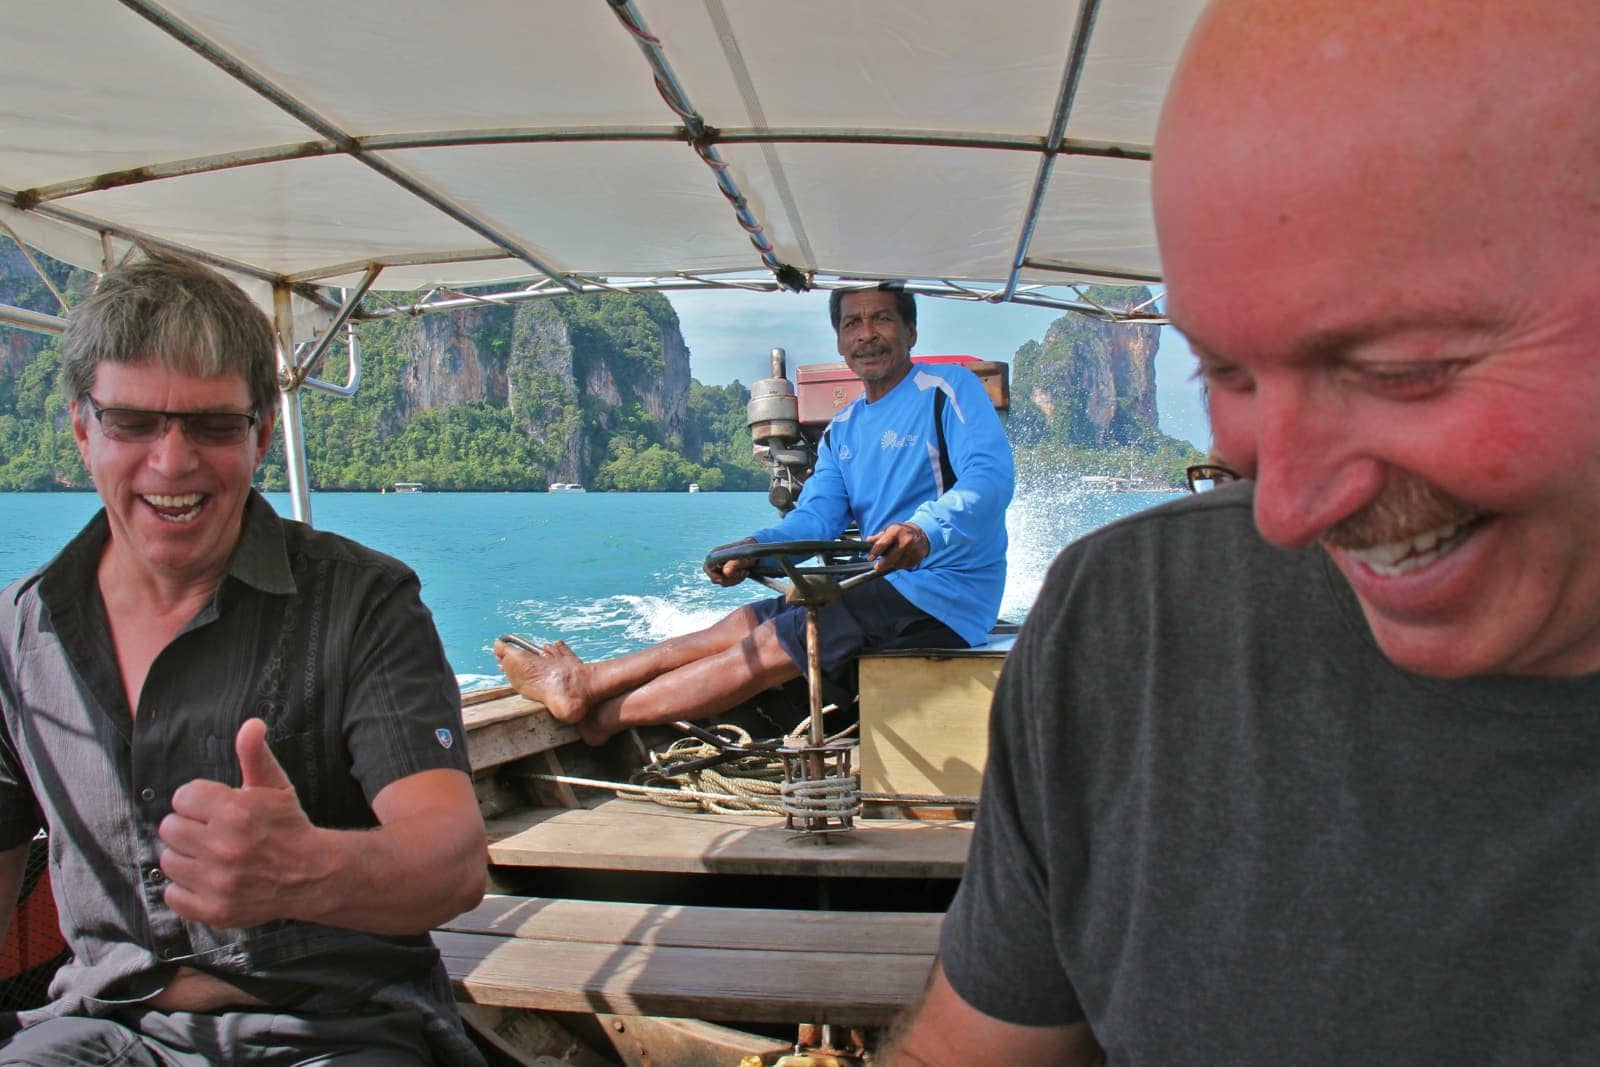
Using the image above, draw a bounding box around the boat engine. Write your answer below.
[747,347,812,513]
[748,347,1011,515]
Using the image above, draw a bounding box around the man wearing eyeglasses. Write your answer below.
[890,2,1600,1065]
[0,253,488,1064]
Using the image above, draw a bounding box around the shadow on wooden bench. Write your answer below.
[437,894,939,1027]
[486,799,972,879]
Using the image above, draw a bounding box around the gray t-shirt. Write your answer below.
[942,483,1600,1063]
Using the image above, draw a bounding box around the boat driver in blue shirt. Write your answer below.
[495,283,1014,745]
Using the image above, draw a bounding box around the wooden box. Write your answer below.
[857,646,1007,800]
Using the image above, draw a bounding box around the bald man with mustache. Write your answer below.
[885,2,1600,1064]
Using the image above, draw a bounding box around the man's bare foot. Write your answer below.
[543,639,582,664]
[493,639,591,723]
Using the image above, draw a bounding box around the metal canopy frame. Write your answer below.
[0,0,1199,522]
[2,0,1180,294]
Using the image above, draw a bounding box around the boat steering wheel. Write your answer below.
[703,538,881,605]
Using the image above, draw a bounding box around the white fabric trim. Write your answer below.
[925,440,946,496]
[914,369,966,423]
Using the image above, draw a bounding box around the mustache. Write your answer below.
[1322,478,1480,550]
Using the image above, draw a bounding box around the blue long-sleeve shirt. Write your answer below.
[751,362,1014,645]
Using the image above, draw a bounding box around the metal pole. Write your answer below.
[805,605,827,832]
[0,303,66,335]
[806,606,824,747]
[1002,0,1104,301]
[272,285,314,525]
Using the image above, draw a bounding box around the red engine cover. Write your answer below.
[795,355,1010,428]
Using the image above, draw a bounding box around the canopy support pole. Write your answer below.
[0,219,70,314]
[1002,0,1103,301]
[285,265,379,395]
[0,303,66,335]
[273,284,314,525]
[114,0,578,293]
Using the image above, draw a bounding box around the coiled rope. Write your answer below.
[626,728,788,814]
[521,720,980,814]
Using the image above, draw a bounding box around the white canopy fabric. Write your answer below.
[0,0,1205,301]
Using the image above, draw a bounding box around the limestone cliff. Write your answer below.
[384,291,691,485]
[1009,285,1162,446]
[399,307,510,412]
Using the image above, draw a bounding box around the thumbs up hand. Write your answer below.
[236,716,294,791]
[158,718,329,929]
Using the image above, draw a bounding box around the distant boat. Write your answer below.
[1079,474,1165,493]
[392,482,424,493]
[548,482,586,493]
[687,483,700,494]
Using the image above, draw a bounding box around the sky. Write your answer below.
[666,289,1212,451]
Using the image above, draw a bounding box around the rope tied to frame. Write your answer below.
[523,770,979,812]
[780,773,862,823]
[540,718,975,814]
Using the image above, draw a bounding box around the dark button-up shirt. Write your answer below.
[0,492,483,1064]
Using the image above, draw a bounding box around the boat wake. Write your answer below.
[603,593,738,646]
[999,476,1185,624]
[460,480,1181,693]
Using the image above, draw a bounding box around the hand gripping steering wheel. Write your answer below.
[700,539,874,821]
[702,538,882,606]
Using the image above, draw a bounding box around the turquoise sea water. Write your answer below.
[0,483,1180,691]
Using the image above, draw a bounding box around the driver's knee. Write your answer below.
[744,618,803,676]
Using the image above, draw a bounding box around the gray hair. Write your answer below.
[59,251,278,414]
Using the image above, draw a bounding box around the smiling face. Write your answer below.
[836,289,916,401]
[73,360,274,590]
[1154,0,1600,678]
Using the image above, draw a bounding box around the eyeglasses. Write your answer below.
[80,394,259,447]
[1186,463,1242,494]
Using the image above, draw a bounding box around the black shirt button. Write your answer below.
[140,788,156,802]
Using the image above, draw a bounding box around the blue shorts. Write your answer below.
[748,578,964,708]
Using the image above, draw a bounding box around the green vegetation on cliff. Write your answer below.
[0,346,83,490]
[255,294,766,492]
[0,245,768,491]
[0,241,1201,491]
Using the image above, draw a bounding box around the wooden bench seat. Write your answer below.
[485,799,972,878]
[438,894,940,1026]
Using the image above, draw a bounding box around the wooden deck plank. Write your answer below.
[438,930,935,1026]
[462,694,579,774]
[441,894,941,956]
[462,684,518,709]
[485,799,972,878]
